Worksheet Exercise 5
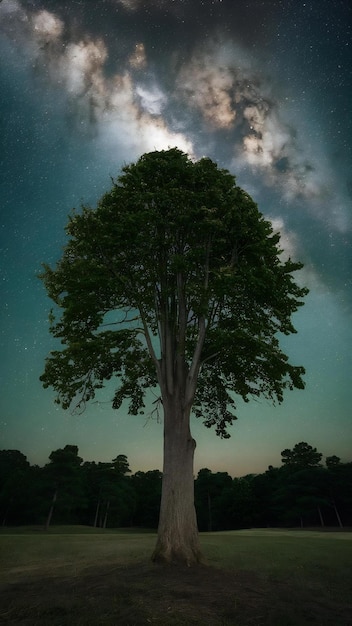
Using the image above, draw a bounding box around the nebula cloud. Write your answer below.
[32,10,63,41]
[0,3,193,156]
[1,0,350,238]
[174,38,344,219]
[128,43,147,70]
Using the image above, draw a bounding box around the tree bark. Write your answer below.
[93,499,100,528]
[103,500,110,529]
[332,499,343,528]
[317,506,325,527]
[152,400,202,566]
[45,489,57,531]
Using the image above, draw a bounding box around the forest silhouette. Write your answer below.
[1,442,351,530]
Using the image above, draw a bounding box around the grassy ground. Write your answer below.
[0,527,351,625]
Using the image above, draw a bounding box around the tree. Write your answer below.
[86,454,134,528]
[195,468,232,531]
[0,450,30,525]
[40,148,307,564]
[325,460,352,527]
[326,455,341,468]
[130,470,162,528]
[43,445,84,528]
[252,466,284,528]
[281,442,323,469]
[229,475,257,529]
[279,443,327,527]
[282,467,330,527]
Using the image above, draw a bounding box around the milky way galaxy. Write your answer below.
[1,0,351,474]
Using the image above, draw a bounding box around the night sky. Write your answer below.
[1,0,351,476]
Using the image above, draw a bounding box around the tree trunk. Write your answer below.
[93,499,100,528]
[317,506,325,527]
[332,499,343,528]
[103,500,110,529]
[207,491,213,532]
[45,489,57,530]
[152,401,202,566]
[2,496,13,526]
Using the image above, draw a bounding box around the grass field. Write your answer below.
[1,527,351,625]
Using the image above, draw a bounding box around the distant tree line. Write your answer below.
[0,442,351,530]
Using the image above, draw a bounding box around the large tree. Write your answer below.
[40,148,307,564]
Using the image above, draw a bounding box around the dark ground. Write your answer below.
[1,560,351,626]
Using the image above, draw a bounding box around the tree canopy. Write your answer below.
[40,148,307,436]
[281,442,323,469]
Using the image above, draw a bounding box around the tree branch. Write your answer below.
[185,238,211,406]
[176,270,187,386]
[137,303,162,385]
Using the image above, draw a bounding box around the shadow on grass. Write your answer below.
[1,559,351,626]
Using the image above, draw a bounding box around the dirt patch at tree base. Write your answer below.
[1,561,351,626]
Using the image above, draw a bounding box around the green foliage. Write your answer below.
[82,455,135,528]
[195,468,233,531]
[326,455,341,468]
[43,445,86,524]
[40,148,307,437]
[130,470,162,527]
[0,450,31,525]
[281,441,323,469]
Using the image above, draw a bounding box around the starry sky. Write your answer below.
[1,0,351,476]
